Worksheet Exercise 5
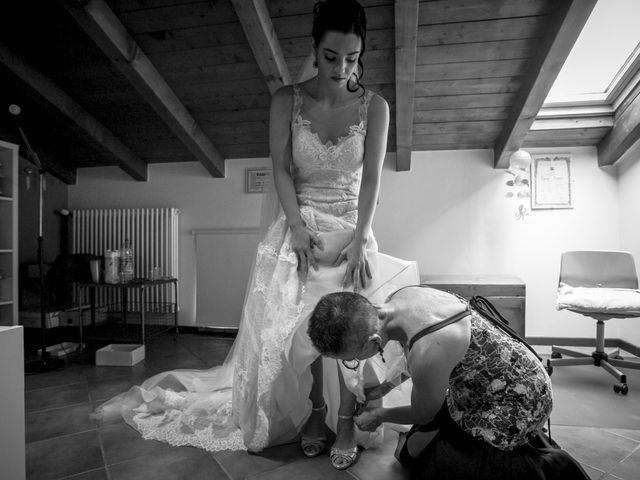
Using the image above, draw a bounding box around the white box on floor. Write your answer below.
[95,344,145,366]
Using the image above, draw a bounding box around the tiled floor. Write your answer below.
[23,334,640,480]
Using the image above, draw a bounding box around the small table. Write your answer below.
[75,278,179,345]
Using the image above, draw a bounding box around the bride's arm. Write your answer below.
[269,86,320,278]
[338,94,390,289]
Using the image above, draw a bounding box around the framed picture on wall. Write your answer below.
[245,168,272,194]
[531,153,573,209]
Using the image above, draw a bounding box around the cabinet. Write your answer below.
[0,141,19,326]
[420,274,526,337]
[0,326,25,480]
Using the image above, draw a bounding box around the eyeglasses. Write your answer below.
[341,338,386,371]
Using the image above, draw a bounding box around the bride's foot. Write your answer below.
[330,414,358,470]
[301,403,327,457]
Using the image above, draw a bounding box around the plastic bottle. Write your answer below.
[119,239,134,283]
[104,250,120,284]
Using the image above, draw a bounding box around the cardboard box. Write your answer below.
[37,342,81,358]
[95,343,145,366]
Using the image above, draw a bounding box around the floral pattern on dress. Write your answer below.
[446,310,553,450]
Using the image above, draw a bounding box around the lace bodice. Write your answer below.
[291,85,373,229]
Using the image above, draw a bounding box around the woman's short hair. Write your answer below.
[312,0,367,93]
[308,291,376,355]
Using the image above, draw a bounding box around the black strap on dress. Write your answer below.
[408,308,472,351]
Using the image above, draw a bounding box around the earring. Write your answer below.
[378,346,386,363]
[369,333,386,363]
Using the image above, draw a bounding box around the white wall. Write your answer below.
[68,147,626,341]
[617,142,640,345]
[374,147,621,338]
[68,158,270,327]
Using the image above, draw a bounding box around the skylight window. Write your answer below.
[545,0,640,103]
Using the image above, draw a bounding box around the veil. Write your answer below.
[217,168,281,369]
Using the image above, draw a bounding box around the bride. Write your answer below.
[94,0,418,470]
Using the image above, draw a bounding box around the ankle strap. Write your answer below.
[338,414,353,419]
[311,404,327,411]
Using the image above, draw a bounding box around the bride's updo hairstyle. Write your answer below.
[312,0,367,94]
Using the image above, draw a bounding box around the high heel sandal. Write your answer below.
[330,414,358,470]
[301,404,327,458]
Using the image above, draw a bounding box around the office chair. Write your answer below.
[547,251,640,395]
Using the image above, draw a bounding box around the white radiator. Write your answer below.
[71,208,179,310]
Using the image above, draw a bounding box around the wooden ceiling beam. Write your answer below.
[230,0,291,93]
[598,81,640,166]
[394,0,419,171]
[61,0,225,177]
[0,41,147,182]
[0,122,77,184]
[493,0,597,168]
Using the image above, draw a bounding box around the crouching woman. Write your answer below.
[307,286,589,480]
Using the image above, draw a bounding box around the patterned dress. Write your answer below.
[446,310,553,450]
[93,84,418,453]
[405,307,582,479]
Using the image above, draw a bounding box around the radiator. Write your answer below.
[71,208,180,311]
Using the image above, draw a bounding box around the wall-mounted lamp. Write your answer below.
[505,149,532,221]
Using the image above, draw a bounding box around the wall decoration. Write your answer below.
[505,149,532,221]
[531,154,573,209]
[245,168,272,194]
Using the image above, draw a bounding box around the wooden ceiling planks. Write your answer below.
[63,0,227,177]
[493,0,598,168]
[113,0,276,159]
[0,0,618,180]
[0,40,148,181]
[411,0,553,155]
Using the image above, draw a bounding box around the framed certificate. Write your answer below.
[245,168,272,193]
[531,154,573,209]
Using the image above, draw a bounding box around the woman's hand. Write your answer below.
[354,407,382,432]
[290,224,323,281]
[335,238,372,291]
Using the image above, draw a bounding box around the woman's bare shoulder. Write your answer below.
[366,89,389,111]
[270,85,296,115]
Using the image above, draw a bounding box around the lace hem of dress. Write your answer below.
[134,412,247,452]
[232,221,309,450]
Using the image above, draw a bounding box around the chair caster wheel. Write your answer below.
[613,383,629,395]
[613,354,624,360]
[545,360,553,376]
[551,352,562,359]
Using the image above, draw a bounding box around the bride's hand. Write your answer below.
[335,239,372,291]
[290,224,323,281]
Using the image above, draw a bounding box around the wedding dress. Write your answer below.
[93,84,418,452]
